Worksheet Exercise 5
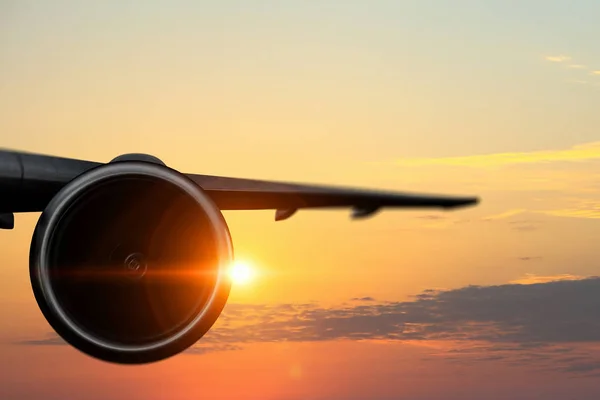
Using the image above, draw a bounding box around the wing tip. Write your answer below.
[445,196,480,209]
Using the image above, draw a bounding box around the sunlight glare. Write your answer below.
[228,260,255,285]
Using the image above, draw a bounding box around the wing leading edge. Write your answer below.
[0,149,479,221]
[189,173,479,220]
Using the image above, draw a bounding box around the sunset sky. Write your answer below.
[3,1,600,399]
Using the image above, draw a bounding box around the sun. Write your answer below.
[227,260,255,285]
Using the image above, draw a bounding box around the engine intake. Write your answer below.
[30,161,233,364]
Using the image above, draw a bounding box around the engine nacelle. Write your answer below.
[29,161,233,364]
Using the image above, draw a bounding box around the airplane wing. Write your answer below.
[188,174,478,220]
[0,149,478,224]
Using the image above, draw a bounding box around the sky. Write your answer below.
[2,0,600,399]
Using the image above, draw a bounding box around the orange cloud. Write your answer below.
[393,142,600,168]
[539,198,600,219]
[509,273,586,285]
[545,55,571,62]
[542,209,600,219]
[542,208,600,219]
[483,207,600,222]
[482,209,526,220]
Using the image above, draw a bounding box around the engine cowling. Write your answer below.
[29,160,234,364]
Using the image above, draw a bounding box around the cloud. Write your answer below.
[516,256,543,262]
[350,296,377,302]
[540,199,600,219]
[197,276,600,375]
[19,276,600,374]
[543,55,598,92]
[564,361,600,373]
[26,277,600,345]
[416,215,446,220]
[482,205,600,223]
[483,209,526,220]
[509,220,543,231]
[410,214,467,229]
[509,273,585,284]
[543,208,600,219]
[484,207,600,222]
[19,334,66,346]
[373,143,600,198]
[16,334,243,356]
[183,343,243,355]
[481,211,545,231]
[545,55,571,62]
[394,208,592,232]
[392,142,600,168]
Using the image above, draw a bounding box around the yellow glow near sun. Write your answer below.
[228,260,255,285]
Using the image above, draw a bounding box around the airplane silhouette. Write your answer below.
[0,149,478,364]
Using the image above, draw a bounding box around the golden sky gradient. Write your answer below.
[2,1,600,399]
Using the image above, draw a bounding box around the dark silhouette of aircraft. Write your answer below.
[0,149,478,364]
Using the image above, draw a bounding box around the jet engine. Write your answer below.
[29,159,234,364]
